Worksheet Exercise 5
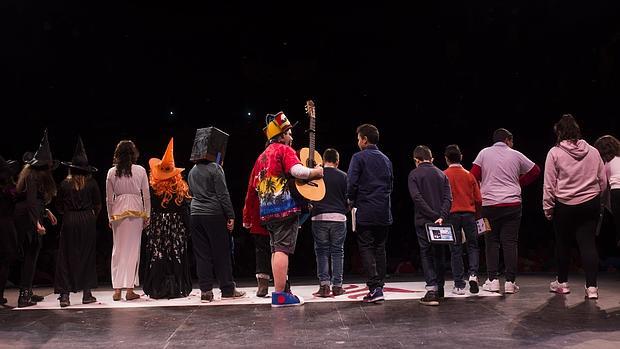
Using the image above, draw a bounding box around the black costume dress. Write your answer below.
[53,178,101,294]
[0,185,18,298]
[14,176,48,290]
[142,191,192,299]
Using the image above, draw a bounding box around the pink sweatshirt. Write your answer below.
[543,139,607,219]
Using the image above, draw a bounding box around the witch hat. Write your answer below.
[25,129,59,170]
[149,138,184,181]
[61,136,98,172]
[0,155,19,180]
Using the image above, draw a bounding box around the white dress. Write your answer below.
[106,164,150,288]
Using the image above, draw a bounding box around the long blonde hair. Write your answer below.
[65,167,91,191]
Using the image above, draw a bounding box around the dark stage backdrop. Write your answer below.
[2,1,620,285]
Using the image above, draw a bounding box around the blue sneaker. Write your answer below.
[362,287,384,303]
[271,291,305,307]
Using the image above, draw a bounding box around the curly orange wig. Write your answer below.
[149,172,191,208]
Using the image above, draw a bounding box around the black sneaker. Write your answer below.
[469,275,479,294]
[419,291,440,306]
[201,290,214,302]
[362,287,384,303]
[437,288,444,299]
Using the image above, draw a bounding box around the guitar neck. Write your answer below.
[308,116,316,166]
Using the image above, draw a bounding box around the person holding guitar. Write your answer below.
[244,111,323,307]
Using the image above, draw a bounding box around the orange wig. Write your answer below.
[149,172,191,208]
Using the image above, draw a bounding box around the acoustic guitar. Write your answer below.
[295,100,326,201]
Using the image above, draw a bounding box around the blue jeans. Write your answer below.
[312,221,347,286]
[448,212,479,278]
[415,225,447,290]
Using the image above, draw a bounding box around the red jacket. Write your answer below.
[242,159,269,236]
[444,165,482,214]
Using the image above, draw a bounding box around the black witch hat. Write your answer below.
[0,155,19,180]
[24,129,59,170]
[62,136,98,173]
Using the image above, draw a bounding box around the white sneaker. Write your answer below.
[504,281,519,294]
[585,286,598,299]
[482,279,500,292]
[452,287,466,295]
[549,280,570,294]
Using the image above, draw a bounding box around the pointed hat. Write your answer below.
[0,155,19,180]
[62,136,98,172]
[149,138,184,181]
[25,129,59,169]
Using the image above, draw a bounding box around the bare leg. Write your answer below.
[272,251,288,292]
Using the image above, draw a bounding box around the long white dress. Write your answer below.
[105,164,150,288]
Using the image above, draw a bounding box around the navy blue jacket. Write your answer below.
[312,167,348,216]
[408,162,452,227]
[347,145,393,226]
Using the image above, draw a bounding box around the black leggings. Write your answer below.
[610,189,620,245]
[553,196,600,287]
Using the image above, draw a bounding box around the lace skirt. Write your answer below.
[142,212,192,299]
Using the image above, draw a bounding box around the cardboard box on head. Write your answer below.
[190,127,229,166]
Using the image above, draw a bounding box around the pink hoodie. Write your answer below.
[543,139,607,219]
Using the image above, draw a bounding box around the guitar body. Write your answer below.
[295,148,326,201]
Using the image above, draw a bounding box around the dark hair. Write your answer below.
[414,145,433,161]
[553,114,581,144]
[594,135,620,163]
[356,124,379,144]
[16,165,57,205]
[492,128,513,143]
[323,148,339,163]
[444,144,462,164]
[113,140,139,177]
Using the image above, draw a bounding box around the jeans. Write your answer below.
[415,225,448,290]
[312,220,347,286]
[448,212,479,278]
[356,225,388,291]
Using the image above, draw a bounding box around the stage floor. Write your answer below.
[1,274,620,348]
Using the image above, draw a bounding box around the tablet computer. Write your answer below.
[424,223,456,244]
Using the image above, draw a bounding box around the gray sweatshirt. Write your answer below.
[188,162,235,219]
